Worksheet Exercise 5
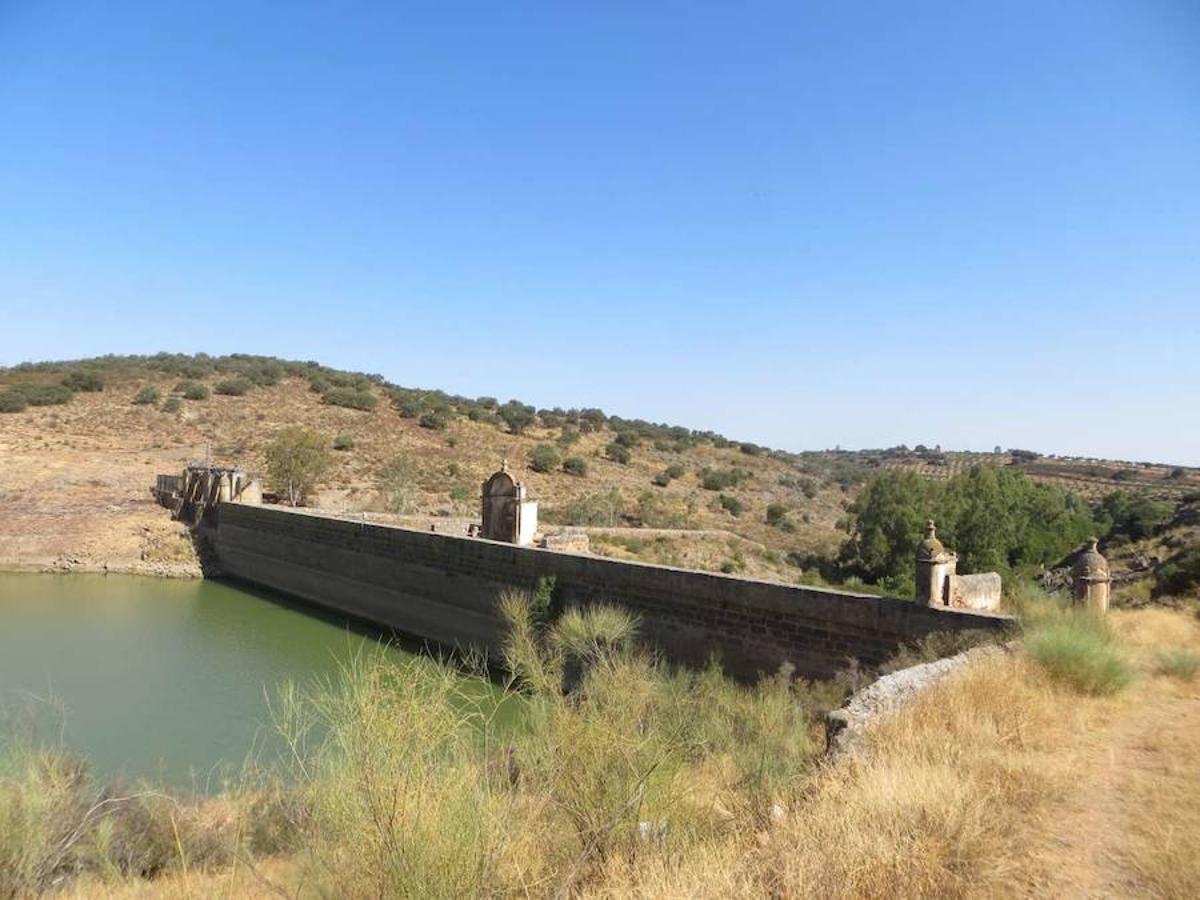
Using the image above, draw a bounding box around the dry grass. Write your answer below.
[1110,608,1200,898]
[6,605,1199,897]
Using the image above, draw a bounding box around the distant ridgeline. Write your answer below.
[3,353,1195,494]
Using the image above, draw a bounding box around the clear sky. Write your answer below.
[2,2,1198,464]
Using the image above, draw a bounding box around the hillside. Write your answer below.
[1,353,1196,589]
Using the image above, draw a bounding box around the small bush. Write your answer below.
[528,444,561,473]
[10,383,74,406]
[177,381,210,400]
[613,430,641,448]
[323,387,377,411]
[0,392,27,413]
[161,397,183,413]
[1154,649,1200,681]
[1154,545,1200,598]
[132,386,160,406]
[333,433,355,451]
[719,494,744,517]
[700,467,749,491]
[651,471,671,487]
[562,456,588,477]
[766,502,788,526]
[1025,612,1133,695]
[664,463,686,480]
[61,371,104,392]
[418,410,449,430]
[605,442,631,465]
[214,378,254,396]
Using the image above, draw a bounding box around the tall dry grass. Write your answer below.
[8,593,1197,898]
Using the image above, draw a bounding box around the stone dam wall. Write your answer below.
[214,504,1011,679]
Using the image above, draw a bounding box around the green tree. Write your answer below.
[265,427,331,506]
[838,470,933,584]
[841,465,1097,586]
[498,401,536,434]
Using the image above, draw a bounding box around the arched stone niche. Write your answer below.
[480,462,538,545]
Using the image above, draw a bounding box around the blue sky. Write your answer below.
[1,1,1198,464]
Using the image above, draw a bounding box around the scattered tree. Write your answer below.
[265,427,331,506]
[529,444,562,473]
[563,456,588,477]
[62,371,104,392]
[605,442,631,465]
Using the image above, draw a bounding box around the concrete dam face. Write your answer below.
[213,504,1009,680]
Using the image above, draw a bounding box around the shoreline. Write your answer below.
[0,557,203,580]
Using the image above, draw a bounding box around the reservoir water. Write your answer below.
[0,573,421,787]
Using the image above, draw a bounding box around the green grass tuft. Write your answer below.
[1153,648,1200,681]
[1025,611,1133,696]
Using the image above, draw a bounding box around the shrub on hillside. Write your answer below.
[323,387,377,411]
[418,410,449,430]
[605,442,631,465]
[180,382,210,400]
[665,463,686,480]
[132,386,160,406]
[613,431,640,449]
[61,371,104,392]
[161,397,183,413]
[0,392,28,413]
[214,377,254,396]
[651,471,671,487]
[719,494,744,517]
[10,383,75,407]
[700,467,750,491]
[333,433,355,451]
[765,502,795,531]
[528,444,561,473]
[562,456,588,477]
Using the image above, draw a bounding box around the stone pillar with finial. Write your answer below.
[1072,537,1112,613]
[915,519,957,605]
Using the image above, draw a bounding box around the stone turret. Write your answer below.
[915,520,957,605]
[1072,537,1111,613]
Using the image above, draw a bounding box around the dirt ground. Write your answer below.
[1021,608,1200,897]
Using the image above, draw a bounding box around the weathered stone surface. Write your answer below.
[215,504,1011,681]
[946,572,1002,611]
[826,643,1011,755]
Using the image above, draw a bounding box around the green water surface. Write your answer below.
[0,573,422,787]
